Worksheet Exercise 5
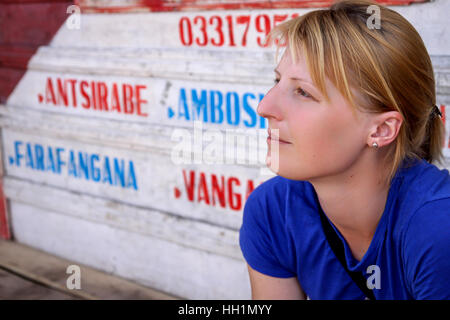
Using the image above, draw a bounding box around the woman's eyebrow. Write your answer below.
[274,68,314,86]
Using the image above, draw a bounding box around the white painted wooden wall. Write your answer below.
[1,0,449,299]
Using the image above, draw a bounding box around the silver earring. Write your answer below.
[372,142,378,148]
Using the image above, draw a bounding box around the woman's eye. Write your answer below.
[273,79,314,100]
[296,88,312,99]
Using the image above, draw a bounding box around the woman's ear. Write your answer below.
[368,111,403,148]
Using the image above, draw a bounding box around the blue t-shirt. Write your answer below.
[239,157,450,299]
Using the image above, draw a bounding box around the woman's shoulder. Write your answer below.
[395,159,450,215]
[393,159,450,233]
[397,162,450,256]
[399,159,450,197]
[240,174,304,278]
[246,174,309,207]
[400,195,450,299]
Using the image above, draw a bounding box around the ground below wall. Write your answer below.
[0,239,180,300]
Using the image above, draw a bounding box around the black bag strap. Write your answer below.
[318,207,376,300]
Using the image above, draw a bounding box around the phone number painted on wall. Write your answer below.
[178,13,300,48]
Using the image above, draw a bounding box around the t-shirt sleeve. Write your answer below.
[403,198,450,300]
[239,187,296,278]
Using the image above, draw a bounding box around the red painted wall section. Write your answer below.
[0,183,9,240]
[0,0,74,104]
[0,0,74,239]
[76,0,429,13]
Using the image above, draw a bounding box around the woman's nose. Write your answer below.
[257,87,283,121]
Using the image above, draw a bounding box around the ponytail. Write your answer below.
[419,106,446,165]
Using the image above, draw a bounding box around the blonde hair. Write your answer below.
[270,0,445,185]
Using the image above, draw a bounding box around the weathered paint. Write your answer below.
[0,0,74,239]
[76,0,429,13]
[0,124,9,239]
[9,201,249,299]
[0,0,74,104]
[0,183,10,240]
[2,128,269,229]
[40,4,449,54]
[7,71,270,129]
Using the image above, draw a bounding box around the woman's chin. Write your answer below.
[266,155,280,174]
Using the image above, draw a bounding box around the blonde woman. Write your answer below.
[239,0,449,300]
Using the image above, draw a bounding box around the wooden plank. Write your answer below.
[7,202,251,299]
[0,268,79,300]
[3,176,243,260]
[0,238,180,299]
[6,66,271,129]
[1,127,270,230]
[0,264,90,300]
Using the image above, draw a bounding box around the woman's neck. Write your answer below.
[309,150,391,244]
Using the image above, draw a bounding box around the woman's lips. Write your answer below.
[267,129,292,144]
[267,136,291,144]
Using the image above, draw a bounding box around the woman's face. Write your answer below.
[258,49,371,181]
